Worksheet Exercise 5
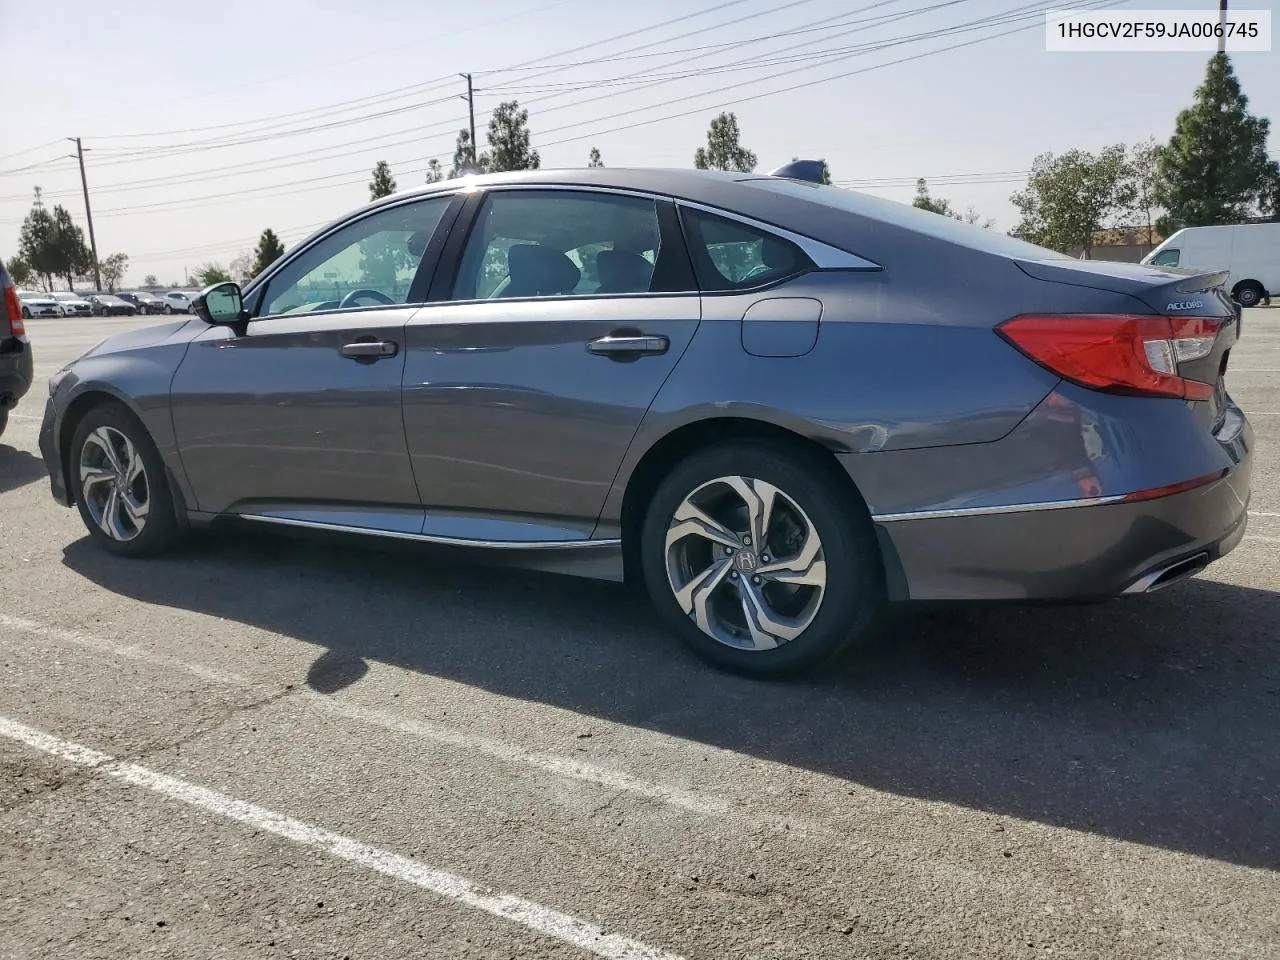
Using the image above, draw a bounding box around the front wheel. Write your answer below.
[69,403,181,557]
[640,442,883,678]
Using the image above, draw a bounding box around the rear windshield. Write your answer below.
[742,178,1072,261]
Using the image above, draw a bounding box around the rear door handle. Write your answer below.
[340,340,398,360]
[587,334,669,359]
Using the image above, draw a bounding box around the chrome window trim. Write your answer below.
[676,199,882,271]
[240,512,621,550]
[872,494,1127,522]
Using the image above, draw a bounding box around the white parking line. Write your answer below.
[0,715,684,960]
[0,613,727,818]
[5,412,40,422]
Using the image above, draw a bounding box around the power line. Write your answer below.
[0,1,932,199]
[531,0,1114,145]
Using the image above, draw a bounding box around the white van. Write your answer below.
[1141,223,1280,308]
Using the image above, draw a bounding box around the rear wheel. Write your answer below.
[1233,281,1265,309]
[0,410,8,439]
[69,403,181,557]
[640,442,883,678]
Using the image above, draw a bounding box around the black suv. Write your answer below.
[1,261,34,439]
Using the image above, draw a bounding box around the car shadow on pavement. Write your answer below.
[62,525,1280,872]
[0,444,47,494]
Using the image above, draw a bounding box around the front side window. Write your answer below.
[452,190,663,301]
[259,196,452,317]
[680,207,812,292]
[1149,248,1180,267]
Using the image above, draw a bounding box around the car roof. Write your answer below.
[300,166,1067,269]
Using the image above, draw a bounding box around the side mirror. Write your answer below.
[192,282,244,326]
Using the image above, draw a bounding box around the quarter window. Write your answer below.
[258,196,451,317]
[452,190,664,301]
[681,207,812,292]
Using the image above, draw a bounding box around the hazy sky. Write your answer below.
[2,0,1276,287]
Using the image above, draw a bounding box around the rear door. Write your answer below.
[401,187,700,541]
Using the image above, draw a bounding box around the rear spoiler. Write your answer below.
[1173,269,1228,294]
[768,159,826,184]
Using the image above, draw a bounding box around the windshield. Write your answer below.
[741,178,1072,261]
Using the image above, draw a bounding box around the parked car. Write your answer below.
[84,294,137,316]
[37,165,1253,678]
[16,291,62,319]
[116,291,168,315]
[161,290,194,313]
[1,262,34,440]
[1142,222,1279,308]
[50,291,94,317]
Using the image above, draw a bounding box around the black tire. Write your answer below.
[69,402,182,558]
[1234,282,1264,309]
[164,304,173,314]
[0,409,8,439]
[639,441,883,678]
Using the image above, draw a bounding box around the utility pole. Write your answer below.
[461,73,477,170]
[69,137,101,290]
[1218,0,1228,54]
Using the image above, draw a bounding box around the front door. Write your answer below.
[170,194,456,527]
[402,188,701,541]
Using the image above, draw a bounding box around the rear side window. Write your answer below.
[1149,248,1180,267]
[680,208,812,292]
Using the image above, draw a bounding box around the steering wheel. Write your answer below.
[338,288,395,309]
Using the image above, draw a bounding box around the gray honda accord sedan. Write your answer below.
[38,166,1253,677]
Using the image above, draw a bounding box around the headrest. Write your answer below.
[507,244,581,295]
[595,249,654,293]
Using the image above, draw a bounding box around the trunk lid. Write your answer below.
[1014,258,1240,431]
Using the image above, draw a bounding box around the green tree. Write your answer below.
[1010,145,1135,258]
[693,112,757,172]
[588,147,604,168]
[251,228,286,276]
[368,160,396,200]
[1155,53,1280,231]
[487,101,540,173]
[820,159,831,185]
[18,204,58,290]
[6,256,34,288]
[142,274,158,287]
[449,129,489,177]
[913,179,994,229]
[1127,138,1161,244]
[49,205,93,291]
[425,158,444,183]
[912,178,956,217]
[100,252,129,292]
[194,262,232,285]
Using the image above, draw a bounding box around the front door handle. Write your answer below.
[587,334,670,360]
[340,340,398,360]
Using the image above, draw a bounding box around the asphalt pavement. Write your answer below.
[1,311,1277,960]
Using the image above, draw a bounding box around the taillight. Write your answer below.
[997,314,1220,401]
[3,286,24,337]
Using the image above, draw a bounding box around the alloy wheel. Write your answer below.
[79,425,149,542]
[664,475,827,651]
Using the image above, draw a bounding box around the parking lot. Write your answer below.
[1,312,1277,959]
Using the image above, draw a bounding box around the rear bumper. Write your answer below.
[0,339,34,409]
[872,413,1253,602]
